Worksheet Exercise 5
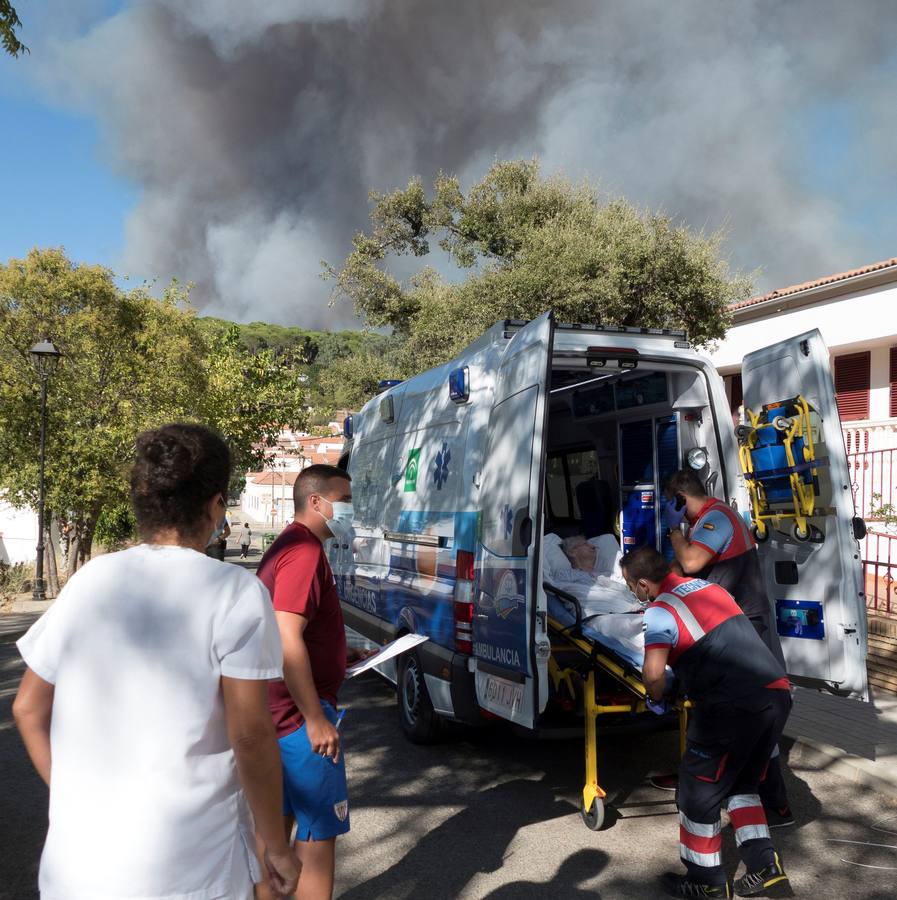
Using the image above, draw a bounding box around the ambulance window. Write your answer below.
[546,455,571,518]
[567,450,601,517]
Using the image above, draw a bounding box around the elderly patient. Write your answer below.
[562,533,624,582]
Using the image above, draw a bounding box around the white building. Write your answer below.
[709,257,897,622]
[239,431,345,527]
[0,494,39,566]
[710,256,897,451]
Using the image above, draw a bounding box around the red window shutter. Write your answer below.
[890,346,897,417]
[728,373,743,414]
[834,351,870,421]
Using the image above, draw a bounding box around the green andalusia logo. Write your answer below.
[404,448,421,492]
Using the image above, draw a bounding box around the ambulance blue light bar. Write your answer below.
[343,415,354,439]
[377,379,403,392]
[449,366,470,403]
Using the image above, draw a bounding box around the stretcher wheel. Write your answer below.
[580,797,605,831]
[792,523,810,542]
[751,524,769,543]
[734,424,752,445]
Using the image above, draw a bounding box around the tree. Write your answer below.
[1,1,26,57]
[327,159,751,387]
[0,249,309,580]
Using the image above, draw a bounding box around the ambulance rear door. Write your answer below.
[474,312,554,727]
[741,329,868,700]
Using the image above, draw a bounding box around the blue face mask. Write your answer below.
[317,497,354,539]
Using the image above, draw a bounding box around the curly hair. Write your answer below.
[130,424,231,539]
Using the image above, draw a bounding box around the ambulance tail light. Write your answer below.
[454,549,476,654]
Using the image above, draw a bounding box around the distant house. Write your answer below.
[240,429,345,526]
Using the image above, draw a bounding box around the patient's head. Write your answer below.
[562,535,597,572]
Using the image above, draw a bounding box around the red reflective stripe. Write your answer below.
[645,642,671,651]
[695,752,729,783]
[728,806,767,829]
[654,601,696,663]
[765,677,790,690]
[679,827,722,854]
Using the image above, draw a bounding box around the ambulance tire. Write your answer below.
[580,797,605,831]
[397,650,443,744]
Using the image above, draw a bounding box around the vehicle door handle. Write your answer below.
[475,613,489,620]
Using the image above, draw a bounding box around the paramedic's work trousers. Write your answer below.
[677,689,791,885]
[748,612,790,812]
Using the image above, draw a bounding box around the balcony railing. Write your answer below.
[862,531,897,618]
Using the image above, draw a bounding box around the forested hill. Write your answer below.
[199,317,391,422]
[199,316,388,364]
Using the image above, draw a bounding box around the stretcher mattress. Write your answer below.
[546,588,646,671]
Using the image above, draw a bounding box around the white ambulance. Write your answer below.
[330,312,867,742]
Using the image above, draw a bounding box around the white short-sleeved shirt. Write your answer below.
[17,544,283,900]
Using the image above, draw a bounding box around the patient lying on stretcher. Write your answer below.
[543,531,643,615]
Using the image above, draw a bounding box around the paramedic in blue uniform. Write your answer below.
[621,546,791,899]
[662,468,792,826]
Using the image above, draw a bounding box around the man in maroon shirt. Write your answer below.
[255,464,359,900]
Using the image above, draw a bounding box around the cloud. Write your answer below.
[25,0,897,324]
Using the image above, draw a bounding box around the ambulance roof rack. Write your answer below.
[502,318,688,341]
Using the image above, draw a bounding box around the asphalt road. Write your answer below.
[3,603,897,899]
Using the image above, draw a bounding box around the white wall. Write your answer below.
[709,283,897,373]
[0,496,38,566]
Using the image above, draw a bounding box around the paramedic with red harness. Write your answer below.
[621,547,791,899]
[662,468,792,827]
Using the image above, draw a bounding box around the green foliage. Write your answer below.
[0,560,34,601]
[869,493,897,528]
[1,1,26,57]
[0,248,310,570]
[327,159,751,393]
[94,502,136,550]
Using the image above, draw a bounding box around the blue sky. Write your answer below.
[2,2,896,326]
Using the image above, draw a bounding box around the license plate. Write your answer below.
[483,674,524,715]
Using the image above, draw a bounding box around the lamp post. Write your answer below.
[29,338,61,602]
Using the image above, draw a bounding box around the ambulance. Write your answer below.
[329,312,868,742]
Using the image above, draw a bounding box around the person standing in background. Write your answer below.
[239,522,253,559]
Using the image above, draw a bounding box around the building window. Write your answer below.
[728,373,743,415]
[834,351,871,422]
[890,346,897,418]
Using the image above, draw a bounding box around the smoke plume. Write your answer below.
[30,0,897,326]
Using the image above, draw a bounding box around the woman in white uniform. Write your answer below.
[13,424,299,900]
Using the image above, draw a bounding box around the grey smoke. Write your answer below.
[31,0,897,326]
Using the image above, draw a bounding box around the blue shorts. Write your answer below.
[279,700,350,841]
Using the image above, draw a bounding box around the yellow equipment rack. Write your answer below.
[737,394,819,542]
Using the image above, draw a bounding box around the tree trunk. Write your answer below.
[44,519,60,598]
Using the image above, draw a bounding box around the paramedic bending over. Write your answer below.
[662,467,792,826]
[621,547,791,899]
[13,424,298,900]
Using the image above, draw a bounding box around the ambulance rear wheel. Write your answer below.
[397,650,442,744]
[581,797,605,831]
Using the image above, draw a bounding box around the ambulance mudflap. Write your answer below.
[473,312,553,727]
[741,329,868,700]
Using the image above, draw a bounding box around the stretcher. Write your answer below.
[736,394,821,542]
[545,583,690,830]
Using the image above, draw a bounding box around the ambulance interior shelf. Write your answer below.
[736,394,823,543]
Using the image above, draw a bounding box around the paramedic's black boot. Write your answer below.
[733,852,789,896]
[660,873,732,898]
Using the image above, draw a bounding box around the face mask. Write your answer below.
[317,498,354,540]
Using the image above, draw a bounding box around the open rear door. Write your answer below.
[474,312,554,727]
[742,329,868,700]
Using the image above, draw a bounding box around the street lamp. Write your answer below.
[29,338,61,602]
